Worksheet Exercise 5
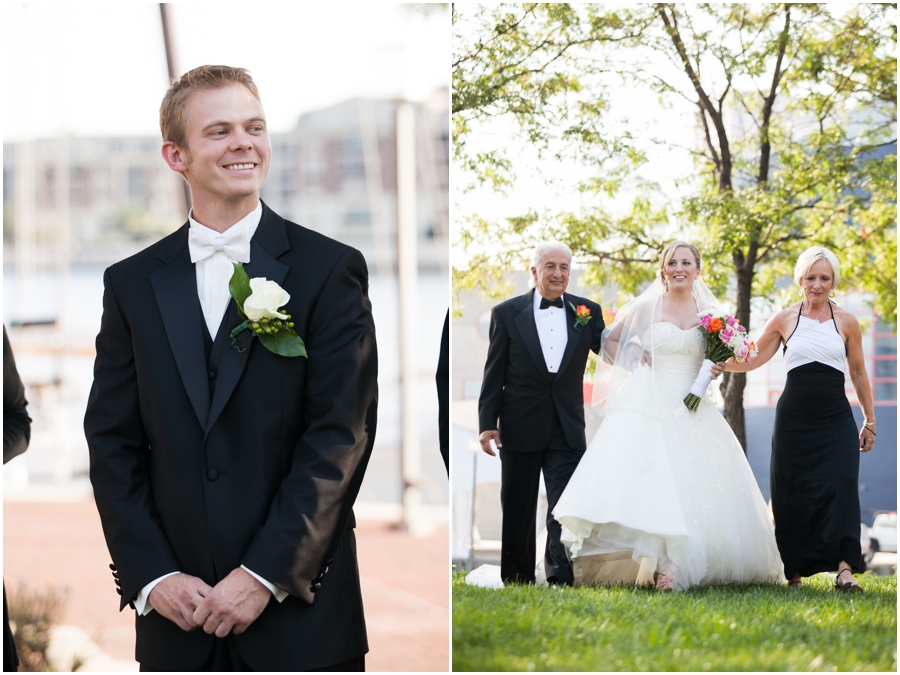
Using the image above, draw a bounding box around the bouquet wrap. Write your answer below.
[688,359,716,398]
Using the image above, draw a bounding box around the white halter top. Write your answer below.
[783,302,846,373]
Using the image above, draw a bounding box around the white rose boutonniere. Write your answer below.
[229,264,307,358]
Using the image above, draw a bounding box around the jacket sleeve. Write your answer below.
[84,268,181,611]
[240,249,378,604]
[3,326,31,464]
[436,310,450,473]
[478,305,509,433]
[590,300,605,355]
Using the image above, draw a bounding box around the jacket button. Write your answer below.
[208,371,216,380]
[207,469,218,480]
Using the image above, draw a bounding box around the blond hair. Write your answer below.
[794,246,841,289]
[160,65,261,149]
[658,241,702,284]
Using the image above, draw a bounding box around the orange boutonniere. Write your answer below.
[568,302,592,331]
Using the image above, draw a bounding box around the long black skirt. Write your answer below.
[771,361,861,579]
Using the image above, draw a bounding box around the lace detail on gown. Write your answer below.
[554,323,785,589]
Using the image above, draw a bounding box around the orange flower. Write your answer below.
[709,317,724,332]
[569,302,592,330]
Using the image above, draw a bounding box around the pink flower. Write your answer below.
[719,325,736,342]
[726,315,737,326]
[733,344,750,362]
[700,314,712,330]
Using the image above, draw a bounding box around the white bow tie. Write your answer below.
[188,226,251,263]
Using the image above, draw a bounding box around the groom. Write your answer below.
[84,66,377,671]
[478,241,604,585]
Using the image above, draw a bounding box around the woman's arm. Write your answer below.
[601,320,625,364]
[724,311,786,373]
[842,312,876,452]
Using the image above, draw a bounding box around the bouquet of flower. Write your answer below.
[683,311,758,411]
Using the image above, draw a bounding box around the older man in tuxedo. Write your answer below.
[478,242,603,586]
[84,65,377,671]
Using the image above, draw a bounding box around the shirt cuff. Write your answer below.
[242,565,288,603]
[135,571,180,616]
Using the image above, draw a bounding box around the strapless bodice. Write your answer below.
[643,322,705,396]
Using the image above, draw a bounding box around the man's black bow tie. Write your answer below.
[540,296,564,310]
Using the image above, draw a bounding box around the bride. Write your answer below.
[553,241,785,590]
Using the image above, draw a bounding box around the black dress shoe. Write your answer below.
[546,576,573,587]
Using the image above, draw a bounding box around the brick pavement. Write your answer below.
[3,499,449,672]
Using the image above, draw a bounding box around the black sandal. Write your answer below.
[788,579,802,589]
[834,568,863,593]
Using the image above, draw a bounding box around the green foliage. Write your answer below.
[453,3,652,191]
[454,3,896,319]
[452,571,897,671]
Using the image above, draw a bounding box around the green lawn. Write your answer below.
[452,570,897,671]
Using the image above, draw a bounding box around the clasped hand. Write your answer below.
[149,568,271,636]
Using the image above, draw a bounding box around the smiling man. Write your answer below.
[478,241,604,586]
[84,65,377,671]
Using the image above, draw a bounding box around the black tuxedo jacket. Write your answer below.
[478,289,603,452]
[84,203,377,671]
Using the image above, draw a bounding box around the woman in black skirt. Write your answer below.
[724,247,876,592]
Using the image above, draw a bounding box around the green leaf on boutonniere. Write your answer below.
[259,329,308,358]
[229,263,252,320]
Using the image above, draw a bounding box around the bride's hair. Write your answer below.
[793,246,841,289]
[658,241,702,284]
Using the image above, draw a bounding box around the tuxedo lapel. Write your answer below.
[556,294,583,378]
[205,204,290,437]
[150,226,211,429]
[514,290,554,383]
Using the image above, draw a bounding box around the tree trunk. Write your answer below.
[722,261,754,452]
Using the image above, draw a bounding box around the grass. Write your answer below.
[452,570,897,671]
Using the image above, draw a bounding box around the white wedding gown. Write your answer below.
[554,322,785,589]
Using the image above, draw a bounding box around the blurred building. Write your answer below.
[3,89,449,273]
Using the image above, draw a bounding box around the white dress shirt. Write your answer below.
[135,203,288,615]
[190,203,262,339]
[533,291,568,373]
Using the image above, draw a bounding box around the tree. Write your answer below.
[453,3,897,449]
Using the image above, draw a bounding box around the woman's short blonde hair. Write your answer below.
[658,241,702,283]
[794,246,841,289]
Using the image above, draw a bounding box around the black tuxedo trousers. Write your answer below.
[84,204,377,671]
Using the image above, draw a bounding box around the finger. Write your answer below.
[203,615,220,635]
[214,616,235,639]
[192,602,211,627]
[172,616,193,632]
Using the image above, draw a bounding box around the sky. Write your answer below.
[3,3,449,141]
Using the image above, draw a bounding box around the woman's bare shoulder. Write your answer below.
[831,302,862,332]
[766,303,802,331]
